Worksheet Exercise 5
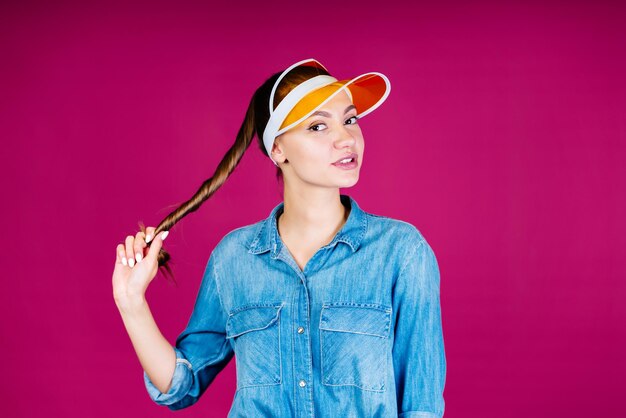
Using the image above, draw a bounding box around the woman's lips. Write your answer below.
[333,152,357,164]
[332,155,358,170]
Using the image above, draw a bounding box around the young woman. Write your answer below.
[112,58,446,417]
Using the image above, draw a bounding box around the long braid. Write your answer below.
[140,94,257,280]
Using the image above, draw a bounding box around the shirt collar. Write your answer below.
[247,194,368,257]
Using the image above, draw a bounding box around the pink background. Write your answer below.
[1,1,625,417]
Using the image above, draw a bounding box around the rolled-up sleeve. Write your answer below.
[143,251,234,410]
[143,347,193,405]
[392,236,446,417]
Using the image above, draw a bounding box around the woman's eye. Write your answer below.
[308,122,326,132]
[308,116,358,132]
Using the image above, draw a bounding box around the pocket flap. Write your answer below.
[319,303,391,338]
[226,304,282,339]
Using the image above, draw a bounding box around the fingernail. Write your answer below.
[161,231,169,241]
[145,234,152,243]
[121,257,127,266]
[129,257,135,268]
[136,252,143,263]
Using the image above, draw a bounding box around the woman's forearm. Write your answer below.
[117,297,176,394]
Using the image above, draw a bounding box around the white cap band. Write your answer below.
[263,74,337,166]
[263,58,335,167]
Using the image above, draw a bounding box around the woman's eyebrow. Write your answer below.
[309,104,357,118]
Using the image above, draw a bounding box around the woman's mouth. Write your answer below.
[332,153,358,170]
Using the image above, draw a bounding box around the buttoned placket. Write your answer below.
[247,195,365,418]
[274,242,316,418]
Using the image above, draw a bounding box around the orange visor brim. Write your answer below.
[279,73,390,131]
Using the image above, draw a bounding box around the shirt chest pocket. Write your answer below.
[319,303,392,392]
[226,303,283,389]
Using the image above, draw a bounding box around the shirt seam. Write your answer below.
[211,250,228,324]
[397,237,425,280]
[189,250,231,373]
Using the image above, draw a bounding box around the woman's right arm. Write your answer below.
[112,227,176,394]
[113,227,234,410]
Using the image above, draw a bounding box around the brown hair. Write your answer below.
[139,63,330,281]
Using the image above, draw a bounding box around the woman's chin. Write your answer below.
[336,175,359,188]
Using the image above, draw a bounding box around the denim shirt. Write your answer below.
[144,194,446,417]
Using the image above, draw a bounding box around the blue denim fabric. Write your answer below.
[144,194,446,417]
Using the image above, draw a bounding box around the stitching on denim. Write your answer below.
[319,305,389,392]
[322,380,386,393]
[246,219,266,253]
[303,287,314,418]
[229,302,285,315]
[278,303,283,385]
[236,380,282,391]
[211,251,229,326]
[318,328,389,338]
[398,412,440,418]
[358,208,368,248]
[226,305,283,339]
[290,293,297,411]
[322,301,392,311]
[319,304,392,338]
[319,313,326,390]
[230,303,284,390]
[175,358,193,370]
[398,237,425,282]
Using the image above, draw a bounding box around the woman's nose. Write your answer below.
[334,124,357,148]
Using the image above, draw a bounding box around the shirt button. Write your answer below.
[299,380,306,388]
[297,326,305,334]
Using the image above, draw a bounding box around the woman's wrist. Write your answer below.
[115,291,149,316]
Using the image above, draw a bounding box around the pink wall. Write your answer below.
[1,1,624,417]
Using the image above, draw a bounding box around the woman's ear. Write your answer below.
[271,138,289,164]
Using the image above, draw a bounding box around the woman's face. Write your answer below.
[271,90,364,190]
